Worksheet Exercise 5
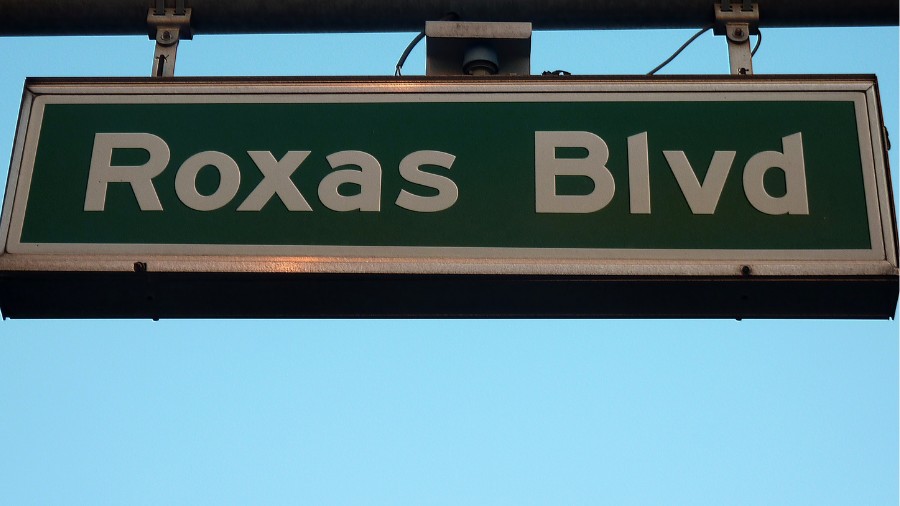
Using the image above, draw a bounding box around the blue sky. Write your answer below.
[0,25,898,505]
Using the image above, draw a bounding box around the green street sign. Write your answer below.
[0,77,896,318]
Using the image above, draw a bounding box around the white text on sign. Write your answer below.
[83,131,809,216]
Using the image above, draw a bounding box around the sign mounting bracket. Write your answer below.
[147,0,192,77]
[714,1,759,75]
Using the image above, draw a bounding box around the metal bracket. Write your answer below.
[714,1,759,75]
[148,7,192,77]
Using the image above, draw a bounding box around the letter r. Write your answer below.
[84,133,169,211]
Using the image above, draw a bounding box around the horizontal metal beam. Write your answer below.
[0,0,897,36]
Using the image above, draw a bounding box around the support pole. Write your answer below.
[147,7,191,77]
[725,24,753,75]
[715,1,759,75]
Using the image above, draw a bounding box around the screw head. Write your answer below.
[733,27,744,38]
[162,31,171,40]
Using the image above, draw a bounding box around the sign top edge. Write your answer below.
[20,74,880,95]
[25,74,877,86]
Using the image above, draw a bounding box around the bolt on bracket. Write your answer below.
[714,1,759,75]
[148,8,192,77]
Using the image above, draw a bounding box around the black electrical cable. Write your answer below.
[647,24,714,75]
[395,31,425,76]
[751,29,762,57]
[395,13,459,76]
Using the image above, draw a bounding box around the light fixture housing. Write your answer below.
[425,21,532,76]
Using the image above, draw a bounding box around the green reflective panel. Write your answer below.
[18,98,870,250]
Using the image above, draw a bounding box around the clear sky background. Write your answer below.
[0,22,897,505]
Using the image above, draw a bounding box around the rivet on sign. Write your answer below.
[741,265,751,276]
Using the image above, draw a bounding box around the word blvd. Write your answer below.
[535,131,809,215]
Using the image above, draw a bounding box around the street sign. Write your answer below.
[0,76,896,318]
